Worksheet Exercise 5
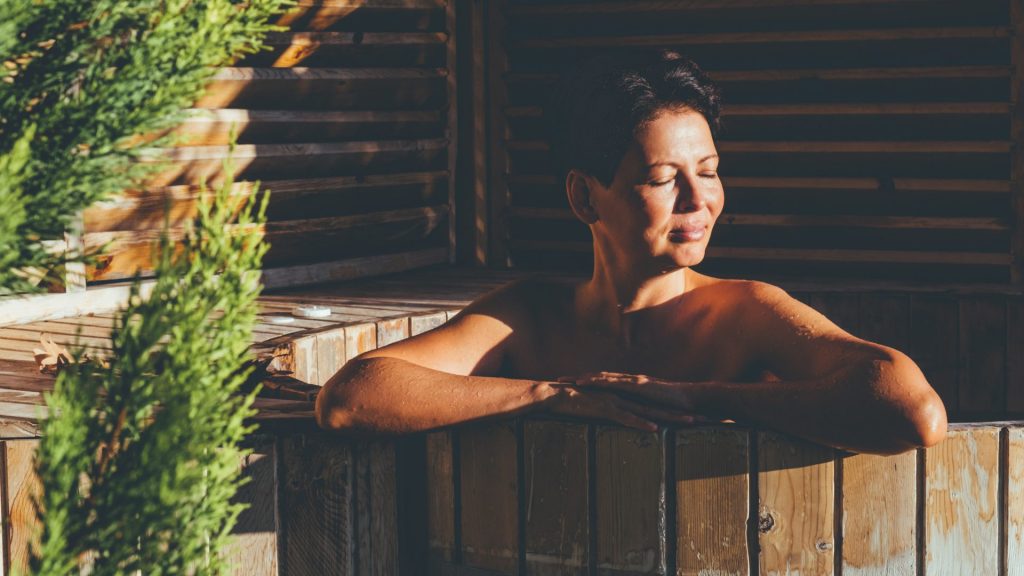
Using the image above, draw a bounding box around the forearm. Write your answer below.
[315,356,557,435]
[691,358,947,454]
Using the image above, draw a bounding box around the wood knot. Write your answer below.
[816,539,833,552]
[758,511,775,533]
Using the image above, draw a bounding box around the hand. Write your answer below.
[544,384,704,432]
[557,371,696,412]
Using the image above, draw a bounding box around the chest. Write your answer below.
[508,301,755,383]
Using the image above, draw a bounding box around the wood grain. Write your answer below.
[344,323,378,363]
[314,328,346,386]
[460,420,519,575]
[595,427,665,576]
[289,335,318,385]
[757,432,835,576]
[675,427,749,576]
[226,443,278,576]
[523,420,588,576]
[425,431,455,567]
[278,434,354,575]
[841,451,917,576]
[355,440,399,576]
[924,427,1000,575]
[1008,426,1024,576]
[858,293,910,351]
[4,439,40,575]
[376,317,411,348]
[806,292,861,337]
[410,311,448,336]
[958,297,1006,414]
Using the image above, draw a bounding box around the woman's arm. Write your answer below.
[560,282,947,455]
[315,280,676,435]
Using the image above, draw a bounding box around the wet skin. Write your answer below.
[316,109,948,455]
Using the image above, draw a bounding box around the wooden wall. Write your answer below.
[479,0,1024,288]
[78,0,457,289]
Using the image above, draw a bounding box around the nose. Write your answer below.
[673,173,706,213]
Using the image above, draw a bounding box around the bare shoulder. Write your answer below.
[722,278,893,380]
[358,275,552,376]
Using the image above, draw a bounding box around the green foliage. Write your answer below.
[0,0,288,291]
[31,166,270,576]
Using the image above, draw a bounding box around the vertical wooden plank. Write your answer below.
[958,297,1006,415]
[425,431,455,569]
[63,214,87,293]
[806,292,861,336]
[1008,298,1024,414]
[278,434,354,575]
[841,451,917,576]
[344,323,378,363]
[675,427,749,576]
[595,427,665,576]
[290,335,318,385]
[446,0,458,265]
[355,441,399,576]
[757,432,835,576]
[460,420,518,575]
[1007,426,1024,576]
[486,0,510,268]
[1011,0,1024,285]
[4,440,39,576]
[376,317,410,348]
[909,295,960,417]
[524,421,588,576]
[859,293,909,351]
[410,311,448,336]
[315,328,346,387]
[924,426,1000,575]
[470,0,489,265]
[226,443,279,576]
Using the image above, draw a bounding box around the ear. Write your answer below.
[566,169,600,224]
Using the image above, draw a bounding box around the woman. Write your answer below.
[315,50,946,455]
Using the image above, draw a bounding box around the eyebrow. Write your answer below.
[646,154,719,169]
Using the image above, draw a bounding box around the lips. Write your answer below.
[668,224,707,242]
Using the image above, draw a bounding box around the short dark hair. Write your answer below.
[546,50,721,186]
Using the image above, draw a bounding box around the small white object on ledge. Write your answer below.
[292,305,332,319]
[266,315,295,325]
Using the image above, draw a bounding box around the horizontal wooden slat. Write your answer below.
[85,171,448,233]
[515,27,1010,48]
[510,240,1010,265]
[507,0,963,15]
[505,65,1010,87]
[263,248,449,290]
[147,139,447,186]
[507,140,1012,154]
[291,0,444,8]
[210,67,447,82]
[507,102,1010,118]
[508,174,1011,194]
[176,109,443,145]
[508,207,1007,231]
[265,31,448,46]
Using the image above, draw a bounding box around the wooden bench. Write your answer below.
[0,267,1022,575]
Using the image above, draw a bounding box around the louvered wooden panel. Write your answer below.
[496,0,1018,286]
[82,0,455,285]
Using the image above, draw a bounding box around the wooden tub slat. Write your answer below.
[314,329,346,386]
[523,420,588,576]
[924,427,1000,575]
[459,421,518,575]
[3,440,39,575]
[841,451,917,576]
[595,427,665,576]
[426,431,455,568]
[1008,427,1024,576]
[225,443,279,576]
[278,434,355,575]
[674,427,750,576]
[355,440,400,576]
[757,432,836,576]
[958,297,1007,415]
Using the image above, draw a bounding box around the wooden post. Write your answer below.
[1012,0,1024,285]
[446,0,458,265]
[486,0,510,268]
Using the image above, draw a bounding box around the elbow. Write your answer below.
[907,393,947,449]
[314,357,375,433]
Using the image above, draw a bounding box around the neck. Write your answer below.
[576,245,689,340]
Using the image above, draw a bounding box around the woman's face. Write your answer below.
[588,107,724,271]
